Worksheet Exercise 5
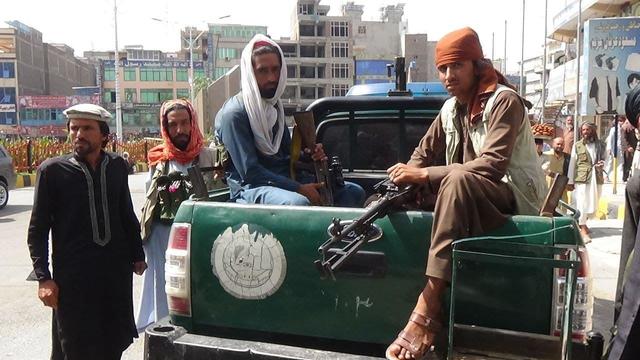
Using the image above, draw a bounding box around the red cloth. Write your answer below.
[147,99,204,167]
[435,27,515,124]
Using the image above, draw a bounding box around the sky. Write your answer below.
[3,0,567,73]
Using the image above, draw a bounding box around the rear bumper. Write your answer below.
[144,318,604,360]
[144,317,381,360]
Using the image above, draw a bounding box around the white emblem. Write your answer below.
[211,223,287,299]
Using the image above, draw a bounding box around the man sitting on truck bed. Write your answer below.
[385,27,547,360]
[215,34,364,207]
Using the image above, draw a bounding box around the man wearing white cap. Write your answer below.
[215,34,364,206]
[27,104,147,359]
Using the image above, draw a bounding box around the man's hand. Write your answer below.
[595,160,605,170]
[627,146,635,155]
[387,163,429,185]
[133,261,147,276]
[567,184,575,191]
[38,279,59,310]
[297,183,323,205]
[305,143,327,162]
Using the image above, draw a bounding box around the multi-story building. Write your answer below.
[277,0,406,111]
[90,46,205,135]
[404,34,438,82]
[0,21,95,127]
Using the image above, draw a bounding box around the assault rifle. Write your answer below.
[314,179,417,279]
[293,111,344,206]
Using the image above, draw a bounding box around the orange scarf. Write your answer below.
[147,99,204,167]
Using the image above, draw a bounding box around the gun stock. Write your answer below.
[293,111,333,206]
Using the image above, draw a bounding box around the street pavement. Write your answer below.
[0,173,624,359]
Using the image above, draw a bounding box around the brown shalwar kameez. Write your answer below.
[408,91,523,281]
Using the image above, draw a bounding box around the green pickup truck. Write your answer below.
[145,93,604,360]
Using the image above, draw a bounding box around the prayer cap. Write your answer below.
[63,104,111,123]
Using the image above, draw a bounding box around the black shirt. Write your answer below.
[27,152,145,281]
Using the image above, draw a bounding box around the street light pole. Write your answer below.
[520,0,525,97]
[113,0,123,145]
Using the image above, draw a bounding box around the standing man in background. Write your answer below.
[567,121,607,242]
[27,104,147,359]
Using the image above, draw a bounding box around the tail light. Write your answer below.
[165,223,191,317]
[551,246,592,341]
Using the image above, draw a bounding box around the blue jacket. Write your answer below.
[215,94,299,201]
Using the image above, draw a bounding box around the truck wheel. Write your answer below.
[0,181,8,210]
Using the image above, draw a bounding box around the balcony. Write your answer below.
[550,0,627,42]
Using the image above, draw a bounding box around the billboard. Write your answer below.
[582,17,640,116]
[101,60,204,69]
[18,95,100,109]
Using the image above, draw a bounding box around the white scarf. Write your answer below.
[240,34,288,156]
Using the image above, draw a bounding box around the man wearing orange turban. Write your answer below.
[385,28,546,359]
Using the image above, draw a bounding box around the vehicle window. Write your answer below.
[354,122,400,170]
[321,123,350,168]
[319,117,433,172]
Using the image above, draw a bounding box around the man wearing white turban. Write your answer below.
[215,34,364,206]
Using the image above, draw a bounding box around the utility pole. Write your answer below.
[504,20,507,74]
[520,0,525,97]
[113,0,122,145]
[541,0,548,123]
[492,32,495,61]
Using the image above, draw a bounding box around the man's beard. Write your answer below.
[171,134,190,151]
[260,85,277,99]
[74,139,97,159]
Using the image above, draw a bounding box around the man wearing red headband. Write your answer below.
[136,99,220,331]
[385,28,546,359]
[215,34,364,207]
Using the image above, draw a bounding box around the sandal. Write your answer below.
[389,312,442,358]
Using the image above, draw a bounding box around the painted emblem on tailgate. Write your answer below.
[211,223,287,299]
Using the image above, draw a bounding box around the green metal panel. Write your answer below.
[180,201,568,346]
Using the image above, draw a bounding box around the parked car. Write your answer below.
[0,144,17,209]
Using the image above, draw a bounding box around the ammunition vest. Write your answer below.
[573,139,606,184]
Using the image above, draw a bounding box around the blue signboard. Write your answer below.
[582,17,640,116]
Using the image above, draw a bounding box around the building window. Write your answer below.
[140,89,173,103]
[298,3,314,15]
[176,68,188,82]
[217,48,237,59]
[103,88,116,103]
[331,42,349,58]
[0,112,16,125]
[194,69,205,78]
[331,21,349,37]
[331,84,349,96]
[123,68,136,81]
[104,68,116,81]
[124,88,137,102]
[358,25,366,34]
[332,63,349,78]
[140,68,173,81]
[0,62,15,78]
[176,88,189,99]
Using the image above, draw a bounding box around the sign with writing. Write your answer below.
[101,60,204,69]
[582,17,640,116]
[0,104,16,112]
[18,95,100,109]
